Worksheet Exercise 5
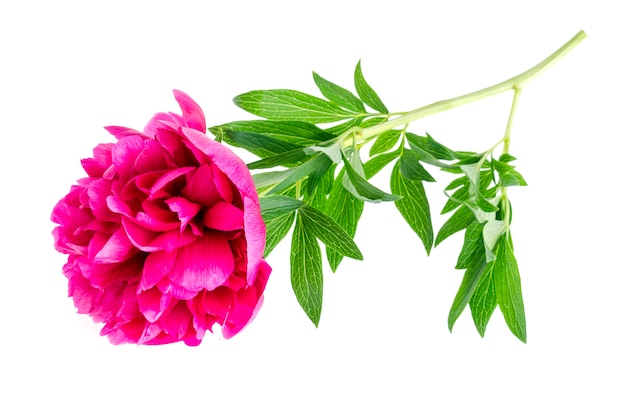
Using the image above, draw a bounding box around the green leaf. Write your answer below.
[324,169,364,272]
[312,71,365,113]
[369,130,401,156]
[247,149,309,170]
[482,219,507,262]
[445,176,468,191]
[253,170,293,189]
[233,89,356,123]
[494,234,527,343]
[399,149,436,182]
[291,213,324,326]
[390,162,433,254]
[448,252,487,331]
[210,120,333,147]
[306,164,336,211]
[264,211,296,256]
[469,257,498,337]
[406,132,456,161]
[225,130,301,159]
[299,205,363,260]
[500,169,528,187]
[325,117,362,135]
[363,150,401,179]
[435,205,475,246]
[354,61,388,113]
[304,153,334,195]
[455,220,485,269]
[260,195,303,221]
[499,153,517,162]
[268,154,332,195]
[342,151,401,203]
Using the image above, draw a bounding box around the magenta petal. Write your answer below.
[243,195,266,284]
[138,288,173,322]
[203,201,243,231]
[165,197,201,231]
[168,233,234,292]
[159,300,191,339]
[181,164,220,207]
[93,226,136,263]
[140,249,176,291]
[150,167,194,200]
[112,136,145,179]
[182,127,258,200]
[173,90,206,132]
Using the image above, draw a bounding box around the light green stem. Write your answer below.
[355,30,586,142]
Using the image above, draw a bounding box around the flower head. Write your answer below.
[52,90,270,345]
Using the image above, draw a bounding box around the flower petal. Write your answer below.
[203,201,243,231]
[140,249,176,291]
[173,90,206,132]
[167,233,234,292]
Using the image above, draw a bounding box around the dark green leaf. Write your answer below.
[455,220,485,269]
[441,185,469,215]
[264,211,296,256]
[312,71,365,113]
[499,153,517,162]
[247,149,309,170]
[445,176,469,191]
[325,169,365,272]
[305,154,334,196]
[399,149,436,182]
[268,154,332,195]
[233,89,356,123]
[299,205,363,261]
[291,213,324,326]
[354,61,388,113]
[260,195,303,221]
[448,251,487,332]
[390,162,433,254]
[435,205,475,246]
[225,130,301,159]
[369,130,401,156]
[307,164,336,211]
[210,120,334,147]
[363,150,401,179]
[342,151,401,202]
[494,234,527,342]
[469,257,498,337]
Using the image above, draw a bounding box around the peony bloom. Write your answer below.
[51,90,271,345]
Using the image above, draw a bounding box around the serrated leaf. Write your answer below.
[234,89,356,123]
[363,150,401,179]
[291,213,324,326]
[455,220,485,269]
[494,234,527,343]
[390,162,433,254]
[342,151,401,203]
[210,120,333,147]
[469,257,498,337]
[399,149,436,182]
[325,169,364,272]
[312,71,365,113]
[299,205,363,261]
[448,251,487,331]
[260,195,303,221]
[435,205,475,246]
[354,61,388,113]
[369,130,401,156]
[264,211,296,256]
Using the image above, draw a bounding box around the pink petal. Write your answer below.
[140,249,177,291]
[165,197,201,231]
[159,300,191,339]
[93,226,136,264]
[150,167,194,200]
[112,135,145,179]
[243,195,267,284]
[182,127,258,200]
[138,288,173,323]
[173,90,206,132]
[104,126,150,140]
[167,233,234,292]
[181,164,220,207]
[212,164,234,203]
[203,201,243,231]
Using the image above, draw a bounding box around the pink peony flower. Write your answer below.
[51,90,271,345]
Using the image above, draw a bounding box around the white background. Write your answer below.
[1,1,624,412]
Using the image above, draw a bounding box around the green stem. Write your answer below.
[356,30,586,142]
[503,87,521,154]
